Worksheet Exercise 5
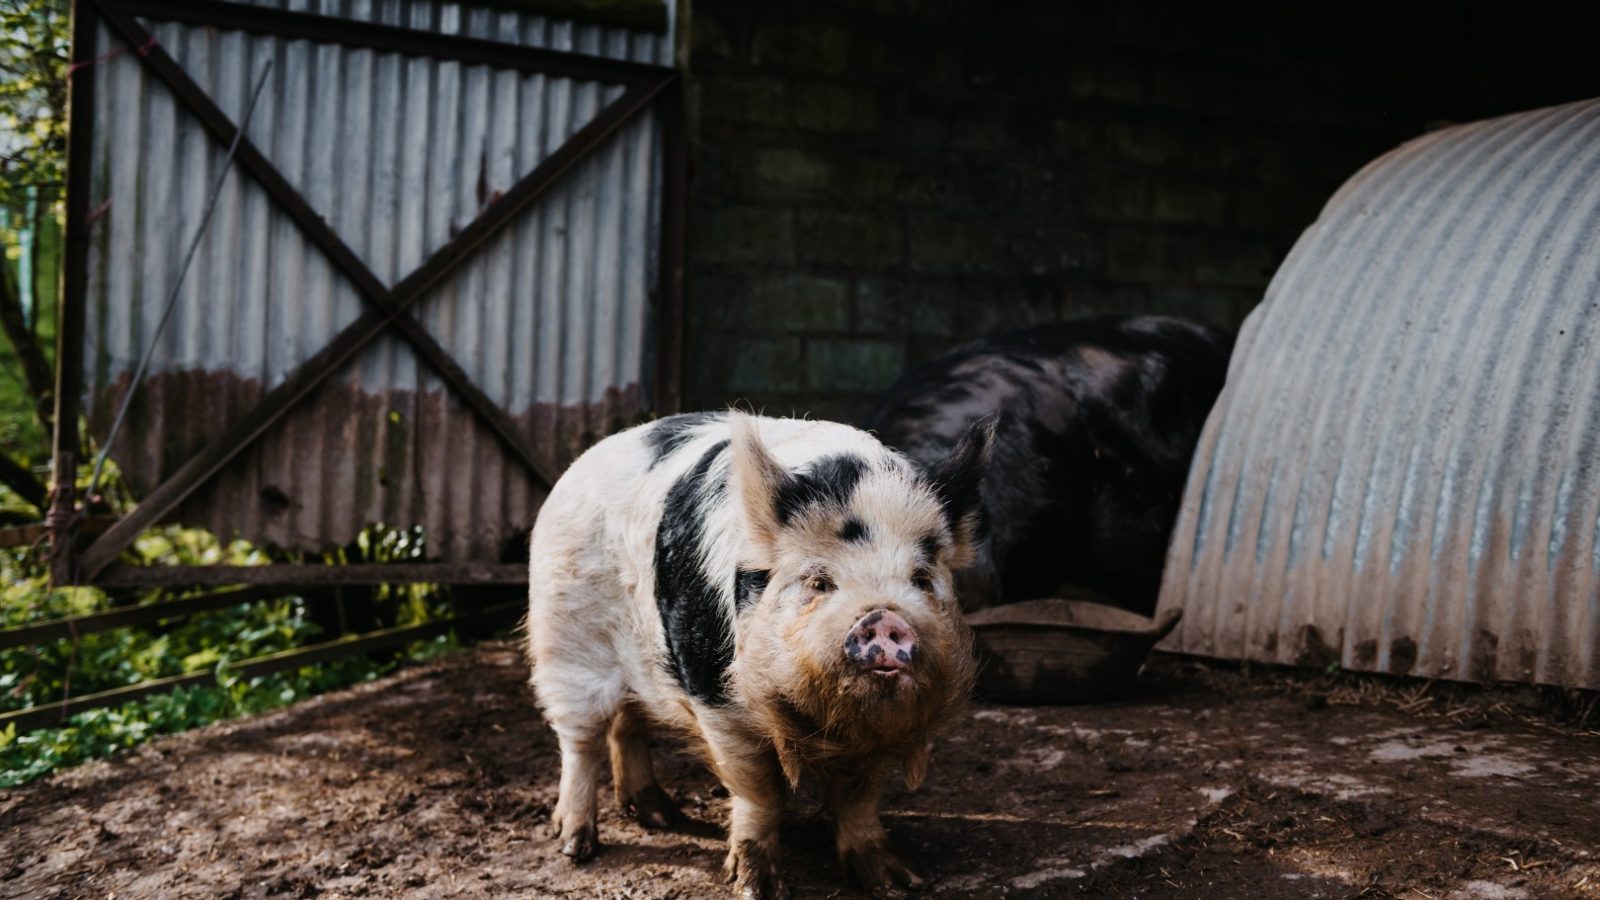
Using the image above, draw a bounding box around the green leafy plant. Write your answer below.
[0,0,69,189]
[1,522,466,787]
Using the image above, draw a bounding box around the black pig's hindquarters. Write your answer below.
[526,411,988,898]
[863,314,1233,615]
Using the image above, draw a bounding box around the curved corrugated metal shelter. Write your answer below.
[1159,98,1600,690]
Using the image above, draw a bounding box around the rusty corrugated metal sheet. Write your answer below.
[1159,98,1600,690]
[81,1,674,560]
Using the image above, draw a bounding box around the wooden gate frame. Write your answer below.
[48,0,687,589]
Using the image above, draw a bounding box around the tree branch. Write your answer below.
[0,250,54,431]
[0,445,47,511]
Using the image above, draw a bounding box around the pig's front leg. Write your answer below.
[827,766,924,896]
[704,728,789,900]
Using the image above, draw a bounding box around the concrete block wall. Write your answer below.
[677,0,1600,421]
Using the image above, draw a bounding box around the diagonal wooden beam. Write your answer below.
[76,8,674,579]
[105,0,671,85]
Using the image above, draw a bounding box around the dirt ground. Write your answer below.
[3,643,1597,899]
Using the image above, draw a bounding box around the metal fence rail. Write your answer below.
[0,580,524,733]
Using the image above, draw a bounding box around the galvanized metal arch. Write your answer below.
[1159,98,1600,690]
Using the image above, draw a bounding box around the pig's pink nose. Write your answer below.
[844,609,918,673]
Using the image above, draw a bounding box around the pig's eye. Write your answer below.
[911,568,934,593]
[807,573,836,594]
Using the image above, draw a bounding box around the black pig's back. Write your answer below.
[862,315,1232,615]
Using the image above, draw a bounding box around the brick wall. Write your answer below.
[678,0,1600,421]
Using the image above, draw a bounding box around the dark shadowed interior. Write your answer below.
[681,0,1600,421]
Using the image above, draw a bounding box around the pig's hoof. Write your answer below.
[559,822,598,862]
[842,845,925,896]
[724,840,790,900]
[624,784,685,830]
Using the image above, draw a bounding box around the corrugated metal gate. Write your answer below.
[49,0,686,588]
[1158,98,1600,690]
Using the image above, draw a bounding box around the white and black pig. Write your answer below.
[863,314,1232,616]
[526,412,991,898]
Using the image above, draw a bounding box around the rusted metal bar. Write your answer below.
[94,562,528,589]
[102,0,671,83]
[48,0,101,587]
[0,450,48,512]
[0,515,113,550]
[471,0,668,32]
[0,610,521,733]
[72,19,670,578]
[0,586,294,650]
[653,75,688,416]
[1,670,217,733]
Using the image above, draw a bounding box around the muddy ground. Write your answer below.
[3,643,1597,899]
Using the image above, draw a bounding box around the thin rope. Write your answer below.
[84,61,275,505]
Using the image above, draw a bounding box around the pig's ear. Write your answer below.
[729,414,792,556]
[928,414,997,564]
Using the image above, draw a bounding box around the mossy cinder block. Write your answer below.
[750,23,854,76]
[1107,227,1193,283]
[695,206,796,265]
[791,83,881,134]
[724,336,806,393]
[695,76,788,128]
[806,337,907,392]
[745,275,851,331]
[796,210,904,268]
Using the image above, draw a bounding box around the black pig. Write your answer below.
[862,315,1232,615]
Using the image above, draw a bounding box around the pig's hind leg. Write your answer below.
[531,594,627,861]
[609,700,684,829]
[550,724,607,860]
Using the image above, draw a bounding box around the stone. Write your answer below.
[806,338,907,393]
[791,84,881,134]
[695,206,795,265]
[796,210,903,268]
[744,275,850,330]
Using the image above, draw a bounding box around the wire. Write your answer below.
[83,61,275,505]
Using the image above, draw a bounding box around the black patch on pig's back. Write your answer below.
[775,453,868,525]
[839,518,868,543]
[646,412,723,469]
[655,440,734,705]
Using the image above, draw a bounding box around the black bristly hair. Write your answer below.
[645,411,723,469]
[927,414,996,531]
[773,453,869,526]
[654,440,734,705]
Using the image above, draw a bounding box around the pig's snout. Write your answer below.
[844,610,919,676]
